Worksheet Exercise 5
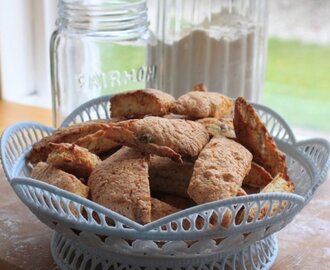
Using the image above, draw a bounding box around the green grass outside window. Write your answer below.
[262,38,330,132]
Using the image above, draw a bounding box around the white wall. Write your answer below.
[0,0,57,107]
[0,0,35,101]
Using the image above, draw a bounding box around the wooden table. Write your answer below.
[0,101,329,270]
[0,100,53,131]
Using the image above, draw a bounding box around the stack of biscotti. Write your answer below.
[27,86,294,226]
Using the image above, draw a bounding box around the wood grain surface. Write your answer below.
[0,101,329,269]
[0,100,52,132]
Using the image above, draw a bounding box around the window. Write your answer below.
[0,0,57,107]
[1,0,328,138]
[263,0,330,139]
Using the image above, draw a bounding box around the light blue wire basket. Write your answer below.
[1,95,329,270]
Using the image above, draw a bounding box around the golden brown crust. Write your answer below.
[233,97,289,179]
[172,91,234,119]
[110,89,175,119]
[188,136,252,204]
[261,173,294,193]
[74,130,119,154]
[242,185,261,194]
[238,174,295,223]
[151,197,181,221]
[197,117,235,138]
[46,143,101,180]
[31,162,89,198]
[236,187,248,196]
[255,174,294,220]
[104,117,210,162]
[243,162,273,188]
[149,156,194,198]
[88,147,151,224]
[27,120,110,163]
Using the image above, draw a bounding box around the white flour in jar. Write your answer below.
[148,12,263,101]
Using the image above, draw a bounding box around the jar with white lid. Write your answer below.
[51,0,156,127]
[147,0,268,101]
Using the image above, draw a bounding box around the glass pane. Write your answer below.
[262,1,330,140]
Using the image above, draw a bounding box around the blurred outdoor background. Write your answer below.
[263,0,330,139]
[0,0,329,138]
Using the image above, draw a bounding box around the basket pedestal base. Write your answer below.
[50,232,278,270]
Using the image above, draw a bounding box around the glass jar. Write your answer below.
[51,0,156,127]
[147,0,268,101]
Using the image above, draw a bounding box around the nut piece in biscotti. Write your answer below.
[31,162,89,198]
[88,147,151,224]
[171,91,234,119]
[110,89,175,119]
[197,117,235,138]
[104,117,210,162]
[46,143,101,180]
[27,120,110,164]
[74,129,119,155]
[233,97,289,180]
[241,174,294,222]
[149,155,194,198]
[193,83,208,92]
[188,136,252,204]
[243,162,273,188]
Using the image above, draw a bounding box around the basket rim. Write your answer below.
[1,99,329,241]
[7,135,312,240]
[11,176,306,224]
[11,175,305,240]
[0,121,54,181]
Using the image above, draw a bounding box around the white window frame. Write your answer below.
[0,0,57,108]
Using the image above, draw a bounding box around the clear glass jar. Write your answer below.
[51,0,156,127]
[147,0,268,101]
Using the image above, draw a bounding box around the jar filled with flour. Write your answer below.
[147,0,268,101]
